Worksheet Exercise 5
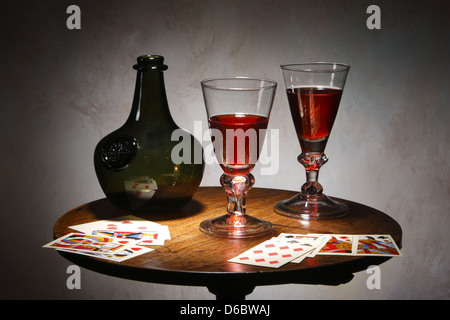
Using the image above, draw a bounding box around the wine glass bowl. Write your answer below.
[274,63,350,220]
[200,77,277,238]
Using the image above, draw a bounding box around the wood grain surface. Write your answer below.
[53,187,402,295]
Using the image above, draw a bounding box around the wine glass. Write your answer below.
[274,63,350,220]
[200,77,277,238]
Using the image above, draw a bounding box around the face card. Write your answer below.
[43,233,140,252]
[43,233,153,262]
[92,229,166,246]
[355,234,402,257]
[228,237,312,268]
[70,215,170,245]
[92,230,144,240]
[109,245,153,262]
[57,244,153,262]
[309,234,357,256]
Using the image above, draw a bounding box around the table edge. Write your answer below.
[53,187,403,287]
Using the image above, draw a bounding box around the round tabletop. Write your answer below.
[53,187,402,299]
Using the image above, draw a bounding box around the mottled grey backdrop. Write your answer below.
[1,0,449,299]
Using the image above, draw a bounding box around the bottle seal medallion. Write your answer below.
[101,135,138,171]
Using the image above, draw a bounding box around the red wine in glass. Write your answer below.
[287,87,342,153]
[275,63,349,220]
[200,77,277,238]
[209,113,269,175]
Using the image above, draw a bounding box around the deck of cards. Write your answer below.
[43,215,170,263]
[228,233,402,269]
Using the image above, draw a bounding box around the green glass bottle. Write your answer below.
[94,55,204,214]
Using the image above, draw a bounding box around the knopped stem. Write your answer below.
[298,152,328,200]
[220,173,255,225]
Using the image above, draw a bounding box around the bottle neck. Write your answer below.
[126,69,175,126]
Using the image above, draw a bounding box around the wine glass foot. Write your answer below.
[199,214,273,239]
[273,193,348,220]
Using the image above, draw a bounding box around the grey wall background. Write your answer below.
[1,0,448,299]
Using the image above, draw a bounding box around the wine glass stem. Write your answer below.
[306,169,319,183]
[220,173,255,221]
[298,152,328,199]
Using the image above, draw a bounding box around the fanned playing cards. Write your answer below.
[310,234,402,257]
[69,215,171,246]
[46,215,402,267]
[43,215,171,263]
[43,232,153,262]
[228,233,402,268]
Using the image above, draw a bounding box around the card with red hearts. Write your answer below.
[69,215,170,246]
[43,233,153,262]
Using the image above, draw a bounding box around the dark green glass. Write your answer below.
[94,55,204,214]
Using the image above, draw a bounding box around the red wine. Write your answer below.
[287,87,342,152]
[209,114,269,175]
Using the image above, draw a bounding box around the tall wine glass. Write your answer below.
[200,77,277,238]
[274,63,350,220]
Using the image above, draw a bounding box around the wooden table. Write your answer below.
[53,187,402,300]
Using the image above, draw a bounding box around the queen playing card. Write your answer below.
[355,234,402,257]
[310,234,357,256]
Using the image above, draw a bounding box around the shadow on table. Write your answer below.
[85,197,205,222]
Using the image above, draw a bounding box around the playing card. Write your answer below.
[57,244,153,262]
[43,233,153,262]
[306,235,332,257]
[92,230,145,240]
[124,176,158,210]
[355,234,402,257]
[43,233,140,252]
[277,233,331,258]
[309,234,357,256]
[70,215,160,233]
[228,237,312,268]
[107,244,153,262]
[289,248,316,264]
[70,215,170,245]
[92,228,167,246]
